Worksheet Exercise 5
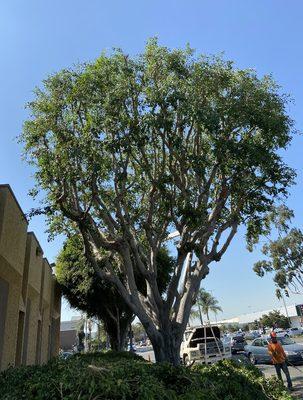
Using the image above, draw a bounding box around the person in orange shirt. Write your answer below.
[268,332,293,390]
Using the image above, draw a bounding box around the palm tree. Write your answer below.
[189,308,201,326]
[191,288,222,324]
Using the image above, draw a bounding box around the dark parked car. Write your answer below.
[231,335,247,354]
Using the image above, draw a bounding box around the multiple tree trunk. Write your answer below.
[102,305,132,351]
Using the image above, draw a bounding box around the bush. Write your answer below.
[0,352,291,400]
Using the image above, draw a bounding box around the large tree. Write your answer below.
[22,40,295,364]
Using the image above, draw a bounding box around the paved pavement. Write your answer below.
[137,348,155,362]
[258,363,303,399]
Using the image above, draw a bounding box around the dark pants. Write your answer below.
[274,362,292,388]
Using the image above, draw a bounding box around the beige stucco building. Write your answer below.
[0,184,61,371]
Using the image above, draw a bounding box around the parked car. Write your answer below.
[245,336,303,365]
[181,325,231,365]
[273,329,290,338]
[260,329,289,339]
[231,335,247,354]
[275,328,289,337]
[287,327,303,336]
[60,351,73,360]
[245,331,261,341]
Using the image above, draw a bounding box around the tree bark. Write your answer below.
[151,330,181,365]
[198,304,203,325]
[107,322,128,351]
[109,329,128,351]
[104,314,131,352]
[142,314,184,365]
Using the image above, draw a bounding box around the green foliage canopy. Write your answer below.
[254,228,303,297]
[253,205,303,298]
[259,310,290,330]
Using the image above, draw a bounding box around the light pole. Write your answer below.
[280,294,291,327]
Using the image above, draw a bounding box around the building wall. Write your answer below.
[0,259,24,369]
[217,304,303,328]
[22,233,43,365]
[0,185,61,371]
[40,259,52,364]
[0,186,27,370]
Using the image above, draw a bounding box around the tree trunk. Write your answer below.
[116,306,120,351]
[102,304,133,352]
[145,317,183,366]
[198,304,203,325]
[206,311,210,322]
[108,326,128,351]
[109,335,120,351]
[105,313,132,352]
[135,269,205,365]
[151,331,181,365]
[109,335,121,351]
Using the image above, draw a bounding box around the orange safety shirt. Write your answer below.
[268,342,286,364]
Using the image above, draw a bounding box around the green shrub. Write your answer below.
[0,352,291,400]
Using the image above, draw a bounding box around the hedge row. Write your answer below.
[0,351,292,400]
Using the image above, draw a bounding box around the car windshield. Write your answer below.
[279,337,296,345]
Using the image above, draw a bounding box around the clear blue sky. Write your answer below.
[1,0,303,321]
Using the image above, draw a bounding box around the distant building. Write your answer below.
[217,304,303,328]
[60,320,79,351]
[0,184,61,371]
[71,315,82,321]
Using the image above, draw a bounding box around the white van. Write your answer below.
[180,325,231,365]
